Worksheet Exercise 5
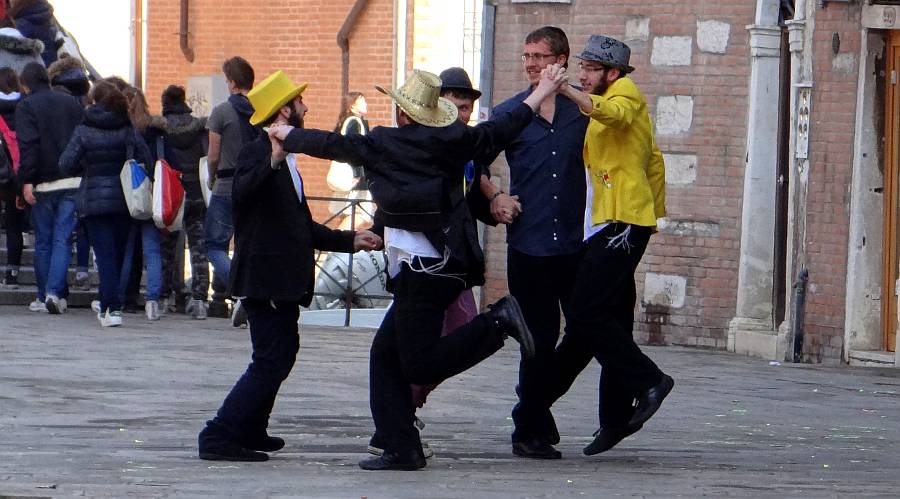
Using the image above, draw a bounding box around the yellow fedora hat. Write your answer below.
[247,70,308,126]
[375,69,457,128]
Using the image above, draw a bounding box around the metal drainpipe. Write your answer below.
[791,268,809,362]
[337,0,369,98]
[180,0,194,62]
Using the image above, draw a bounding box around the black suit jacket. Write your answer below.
[283,102,533,286]
[230,134,355,304]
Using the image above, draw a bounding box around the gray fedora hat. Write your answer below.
[438,67,482,100]
[576,35,635,74]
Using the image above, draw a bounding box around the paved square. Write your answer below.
[1,306,898,497]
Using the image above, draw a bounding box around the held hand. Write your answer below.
[268,132,287,165]
[523,64,569,110]
[491,193,522,225]
[267,123,294,141]
[23,184,36,206]
[354,230,383,251]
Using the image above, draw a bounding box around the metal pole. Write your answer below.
[791,268,809,362]
[344,199,357,327]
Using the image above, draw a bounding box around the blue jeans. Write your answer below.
[205,194,233,286]
[31,190,78,301]
[121,220,163,301]
[83,214,131,313]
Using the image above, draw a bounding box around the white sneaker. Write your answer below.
[145,300,160,321]
[91,300,101,313]
[45,295,67,314]
[98,310,123,327]
[29,299,47,313]
[187,298,208,320]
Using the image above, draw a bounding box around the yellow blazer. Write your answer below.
[582,77,666,228]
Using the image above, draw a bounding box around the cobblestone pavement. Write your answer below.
[1,305,899,498]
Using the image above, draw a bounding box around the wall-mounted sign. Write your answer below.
[795,86,812,160]
[863,3,900,28]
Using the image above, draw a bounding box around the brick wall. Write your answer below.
[487,1,757,349]
[800,4,861,362]
[145,0,402,220]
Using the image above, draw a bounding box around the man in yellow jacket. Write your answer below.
[545,35,673,456]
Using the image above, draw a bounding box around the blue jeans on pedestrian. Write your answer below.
[31,190,78,301]
[84,213,131,313]
[120,220,163,301]
[205,194,233,286]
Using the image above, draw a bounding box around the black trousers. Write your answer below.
[508,247,585,443]
[1,197,24,268]
[544,224,664,429]
[207,298,300,441]
[370,264,504,454]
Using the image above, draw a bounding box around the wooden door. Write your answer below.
[882,31,900,352]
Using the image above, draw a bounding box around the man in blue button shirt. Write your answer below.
[482,26,590,460]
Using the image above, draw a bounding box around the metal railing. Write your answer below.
[306,194,392,327]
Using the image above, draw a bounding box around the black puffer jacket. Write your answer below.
[58,105,153,217]
[16,83,84,186]
[161,102,206,200]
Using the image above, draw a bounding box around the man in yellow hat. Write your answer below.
[268,67,566,470]
[197,70,382,462]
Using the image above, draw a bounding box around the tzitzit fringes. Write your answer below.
[605,225,633,253]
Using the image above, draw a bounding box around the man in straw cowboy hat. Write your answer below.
[197,70,382,462]
[534,35,672,456]
[269,66,567,470]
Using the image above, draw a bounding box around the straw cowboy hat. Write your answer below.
[375,69,457,127]
[247,70,308,125]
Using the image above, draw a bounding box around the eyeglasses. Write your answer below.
[578,62,609,73]
[521,52,557,62]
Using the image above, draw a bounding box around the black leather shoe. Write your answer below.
[358,450,427,471]
[583,424,642,455]
[199,436,269,462]
[512,439,562,460]
[488,295,535,358]
[241,434,285,452]
[628,374,674,428]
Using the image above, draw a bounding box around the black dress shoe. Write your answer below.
[512,439,562,460]
[628,374,674,428]
[358,450,427,471]
[583,424,642,455]
[488,295,535,358]
[241,434,285,452]
[199,437,269,462]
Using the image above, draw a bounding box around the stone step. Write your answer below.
[0,285,97,307]
[3,266,97,287]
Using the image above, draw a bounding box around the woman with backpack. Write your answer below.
[58,81,153,327]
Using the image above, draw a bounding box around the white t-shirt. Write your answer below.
[583,169,608,241]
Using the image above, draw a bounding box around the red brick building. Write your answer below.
[144,0,410,211]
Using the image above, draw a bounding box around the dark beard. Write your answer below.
[288,106,304,128]
[591,80,610,96]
